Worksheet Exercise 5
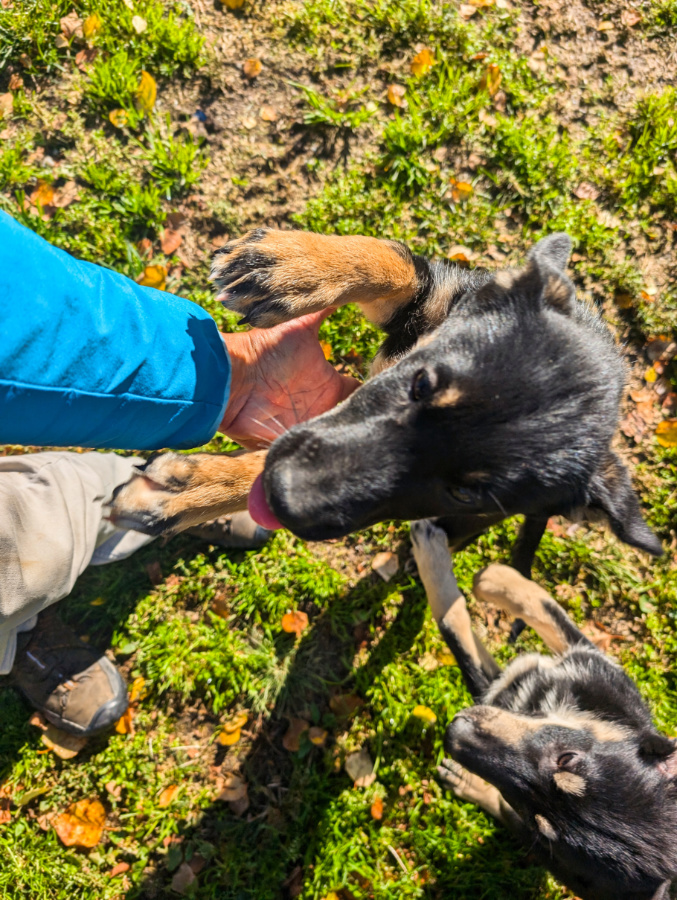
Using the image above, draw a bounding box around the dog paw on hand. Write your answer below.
[210,228,337,328]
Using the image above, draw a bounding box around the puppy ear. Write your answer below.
[527,233,572,273]
[526,233,576,314]
[585,452,663,556]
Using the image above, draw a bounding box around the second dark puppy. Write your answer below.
[410,518,677,900]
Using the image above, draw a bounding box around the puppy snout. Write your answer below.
[445,711,478,755]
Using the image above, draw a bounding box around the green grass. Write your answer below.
[0,0,676,898]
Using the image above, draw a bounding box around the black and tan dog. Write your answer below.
[410,518,677,900]
[110,228,662,573]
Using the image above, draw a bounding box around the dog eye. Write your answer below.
[557,752,577,769]
[449,486,476,504]
[411,368,436,402]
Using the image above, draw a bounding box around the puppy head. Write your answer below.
[260,234,660,554]
[446,706,677,900]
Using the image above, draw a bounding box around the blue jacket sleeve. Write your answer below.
[0,211,230,450]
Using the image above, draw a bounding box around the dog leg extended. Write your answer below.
[410,520,499,700]
[437,759,520,828]
[107,450,266,536]
[473,564,593,654]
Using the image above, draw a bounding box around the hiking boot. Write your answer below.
[11,611,128,737]
[187,510,272,549]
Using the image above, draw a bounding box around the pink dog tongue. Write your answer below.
[248,473,283,530]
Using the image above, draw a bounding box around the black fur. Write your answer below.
[262,234,662,566]
[444,640,677,900]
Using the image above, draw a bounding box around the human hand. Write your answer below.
[219,310,360,449]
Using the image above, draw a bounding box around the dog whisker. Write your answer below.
[488,489,507,517]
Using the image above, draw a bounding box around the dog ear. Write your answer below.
[585,452,663,556]
[640,733,677,780]
[525,233,576,314]
[649,882,672,900]
[528,233,572,273]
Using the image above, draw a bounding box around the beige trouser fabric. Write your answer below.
[0,452,154,674]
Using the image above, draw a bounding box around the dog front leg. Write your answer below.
[211,229,423,330]
[410,519,499,700]
[437,759,520,828]
[107,450,266,536]
[473,564,594,654]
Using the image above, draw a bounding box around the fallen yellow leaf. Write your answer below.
[83,12,102,39]
[115,707,134,735]
[30,181,55,209]
[387,84,406,107]
[450,179,473,202]
[436,651,457,666]
[224,0,246,7]
[656,419,677,447]
[281,610,309,637]
[137,264,167,291]
[223,712,248,733]
[410,47,434,77]
[109,108,128,128]
[90,597,105,606]
[645,366,658,383]
[480,63,502,97]
[158,784,180,807]
[308,726,328,746]
[53,799,105,848]
[129,676,147,704]
[412,704,437,724]
[218,727,241,746]
[135,70,156,115]
[370,796,384,820]
[243,58,262,78]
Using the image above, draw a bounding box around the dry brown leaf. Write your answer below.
[29,711,49,731]
[478,108,497,127]
[8,74,23,91]
[308,726,328,747]
[260,105,279,122]
[281,610,309,636]
[109,109,129,129]
[60,12,83,38]
[75,47,98,71]
[243,58,262,78]
[573,182,600,201]
[158,785,181,807]
[136,70,156,115]
[447,244,476,264]
[410,47,434,77]
[345,747,375,787]
[55,34,70,49]
[160,228,183,255]
[171,862,196,895]
[370,796,384,820]
[387,84,406,107]
[597,20,614,30]
[371,551,398,582]
[450,179,473,202]
[480,63,502,97]
[614,291,633,309]
[621,7,642,25]
[115,707,134,736]
[319,340,332,359]
[216,774,248,802]
[459,3,478,16]
[223,712,248,733]
[468,0,494,6]
[656,419,677,447]
[53,181,79,208]
[0,93,13,120]
[131,15,147,33]
[110,862,131,878]
[137,264,167,291]
[329,694,364,718]
[282,717,309,752]
[53,799,105,848]
[41,724,88,759]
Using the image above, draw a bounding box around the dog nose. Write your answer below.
[445,712,477,754]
